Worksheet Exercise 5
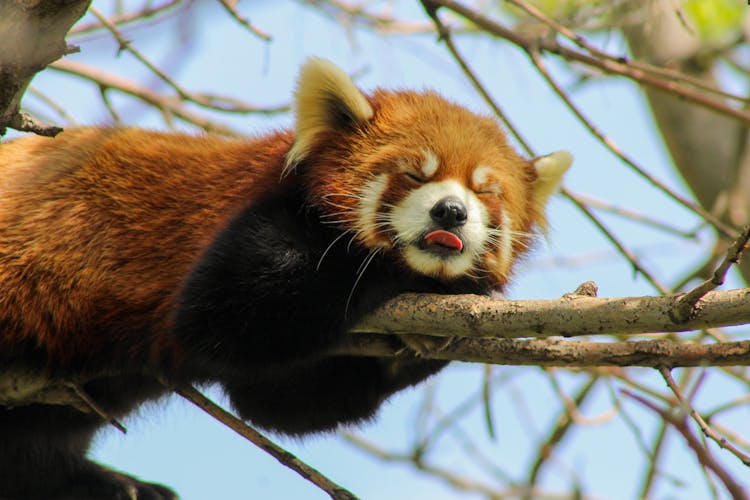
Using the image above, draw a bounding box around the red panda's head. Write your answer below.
[284,58,571,290]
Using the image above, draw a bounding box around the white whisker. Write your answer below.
[344,248,381,318]
[316,230,353,271]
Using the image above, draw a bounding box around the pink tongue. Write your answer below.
[424,230,463,251]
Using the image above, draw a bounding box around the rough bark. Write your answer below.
[351,288,750,338]
[0,0,91,136]
[339,335,750,368]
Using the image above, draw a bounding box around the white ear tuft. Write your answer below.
[283,58,374,176]
[533,150,572,207]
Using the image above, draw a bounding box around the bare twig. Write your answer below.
[705,394,750,421]
[65,382,128,434]
[572,192,699,239]
[346,432,507,497]
[423,0,750,129]
[481,364,496,440]
[527,49,734,239]
[345,431,597,499]
[167,382,359,500]
[638,421,669,500]
[674,226,750,321]
[6,112,63,137]
[563,189,671,293]
[217,0,272,41]
[48,60,243,136]
[88,7,285,116]
[525,376,598,499]
[303,0,441,35]
[622,390,749,500]
[70,0,185,37]
[26,86,79,126]
[658,367,750,467]
[505,0,748,105]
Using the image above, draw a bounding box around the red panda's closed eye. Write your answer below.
[403,172,428,185]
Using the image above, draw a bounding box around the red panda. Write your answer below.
[0,58,570,499]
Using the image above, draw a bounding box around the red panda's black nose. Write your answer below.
[430,196,468,229]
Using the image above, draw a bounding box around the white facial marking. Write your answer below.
[420,150,439,179]
[357,174,390,247]
[390,179,489,278]
[472,165,492,188]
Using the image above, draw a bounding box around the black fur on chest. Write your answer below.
[171,186,489,434]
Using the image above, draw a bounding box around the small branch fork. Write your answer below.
[622,390,749,500]
[674,226,750,322]
[658,367,750,468]
[217,0,272,41]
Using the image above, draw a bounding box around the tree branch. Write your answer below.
[675,226,750,320]
[623,390,749,500]
[350,288,750,339]
[338,334,750,368]
[423,0,750,127]
[167,382,358,500]
[0,0,92,136]
[658,367,750,467]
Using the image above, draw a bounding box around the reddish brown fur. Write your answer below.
[0,92,546,370]
[0,128,293,370]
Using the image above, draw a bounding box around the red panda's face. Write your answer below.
[285,59,571,289]
[348,144,518,286]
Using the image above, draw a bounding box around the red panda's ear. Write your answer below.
[532,150,572,231]
[284,58,374,175]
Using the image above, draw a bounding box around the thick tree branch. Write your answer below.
[350,288,750,339]
[0,0,91,136]
[338,335,750,368]
[4,287,749,416]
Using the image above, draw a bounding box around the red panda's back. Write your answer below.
[0,127,292,369]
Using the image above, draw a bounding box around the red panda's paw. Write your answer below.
[58,463,178,500]
[399,334,453,358]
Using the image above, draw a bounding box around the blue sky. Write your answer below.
[20,1,749,499]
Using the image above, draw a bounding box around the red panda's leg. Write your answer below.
[223,355,448,435]
[56,463,177,500]
[0,374,174,499]
[173,194,457,435]
[0,405,177,499]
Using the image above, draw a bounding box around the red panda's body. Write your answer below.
[0,59,570,499]
[0,128,293,371]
